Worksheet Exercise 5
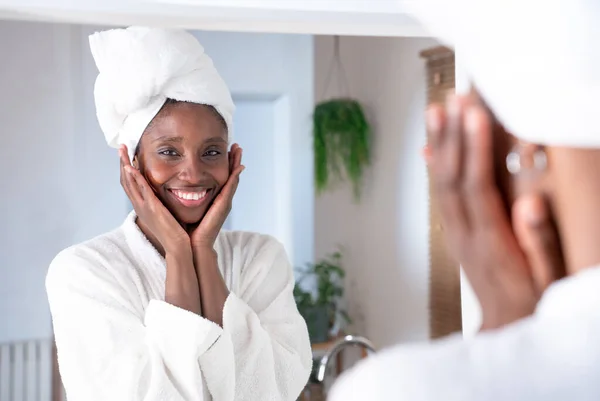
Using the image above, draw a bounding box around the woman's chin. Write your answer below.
[162,201,207,228]
[174,211,205,227]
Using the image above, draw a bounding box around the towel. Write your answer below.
[407,0,600,149]
[89,26,235,162]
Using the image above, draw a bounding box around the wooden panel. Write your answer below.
[420,46,463,339]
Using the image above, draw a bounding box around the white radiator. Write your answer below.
[0,338,64,401]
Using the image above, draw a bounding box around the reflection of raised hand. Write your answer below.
[424,94,564,331]
[119,145,189,253]
[119,144,201,315]
[190,143,244,251]
[190,143,244,326]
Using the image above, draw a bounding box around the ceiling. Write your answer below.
[0,0,429,37]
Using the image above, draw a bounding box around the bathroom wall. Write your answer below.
[314,35,438,349]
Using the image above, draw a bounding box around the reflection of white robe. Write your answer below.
[329,267,600,401]
[46,212,312,401]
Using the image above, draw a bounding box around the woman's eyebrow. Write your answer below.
[152,136,183,143]
[204,136,227,144]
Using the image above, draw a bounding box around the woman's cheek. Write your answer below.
[214,157,231,186]
[142,160,171,189]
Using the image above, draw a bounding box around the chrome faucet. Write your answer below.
[315,334,376,383]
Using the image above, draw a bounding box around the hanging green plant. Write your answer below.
[313,98,371,199]
[314,36,372,200]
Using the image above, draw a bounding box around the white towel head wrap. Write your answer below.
[89,26,235,162]
[406,0,600,149]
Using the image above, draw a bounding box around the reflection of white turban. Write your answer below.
[407,1,600,149]
[89,26,235,162]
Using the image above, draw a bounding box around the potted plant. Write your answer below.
[313,36,372,200]
[313,99,371,200]
[293,251,351,343]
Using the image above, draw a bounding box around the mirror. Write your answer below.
[0,4,462,399]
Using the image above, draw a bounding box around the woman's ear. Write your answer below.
[132,156,140,170]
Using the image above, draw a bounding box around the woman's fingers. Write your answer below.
[196,145,244,238]
[124,166,144,205]
[128,166,161,207]
[195,167,244,241]
[426,94,564,328]
[425,105,445,150]
[462,104,507,229]
[119,146,135,199]
[442,97,465,187]
[119,145,133,169]
[228,144,235,173]
[119,145,145,206]
[426,98,469,239]
[221,149,244,206]
[235,145,243,169]
[229,143,241,173]
[512,195,566,294]
[228,165,244,196]
[119,148,127,189]
[463,105,494,192]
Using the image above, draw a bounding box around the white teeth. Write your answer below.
[173,190,207,201]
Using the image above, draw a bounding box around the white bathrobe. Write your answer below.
[328,266,600,400]
[46,212,312,401]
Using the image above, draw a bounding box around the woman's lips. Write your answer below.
[168,188,211,208]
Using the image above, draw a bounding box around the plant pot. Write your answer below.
[304,305,330,343]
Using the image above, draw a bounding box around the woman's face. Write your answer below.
[134,102,229,226]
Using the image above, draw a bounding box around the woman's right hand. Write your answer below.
[119,145,190,254]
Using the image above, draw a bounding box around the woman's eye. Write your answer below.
[158,149,179,157]
[204,150,221,157]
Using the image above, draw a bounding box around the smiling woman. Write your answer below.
[45,26,312,401]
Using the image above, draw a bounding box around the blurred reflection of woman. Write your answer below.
[329,2,600,400]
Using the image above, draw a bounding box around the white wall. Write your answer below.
[0,21,81,343]
[0,20,314,343]
[228,98,278,236]
[314,35,437,349]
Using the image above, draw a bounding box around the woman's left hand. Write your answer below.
[425,94,564,330]
[191,143,244,251]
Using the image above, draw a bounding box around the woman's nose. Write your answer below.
[178,157,204,183]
